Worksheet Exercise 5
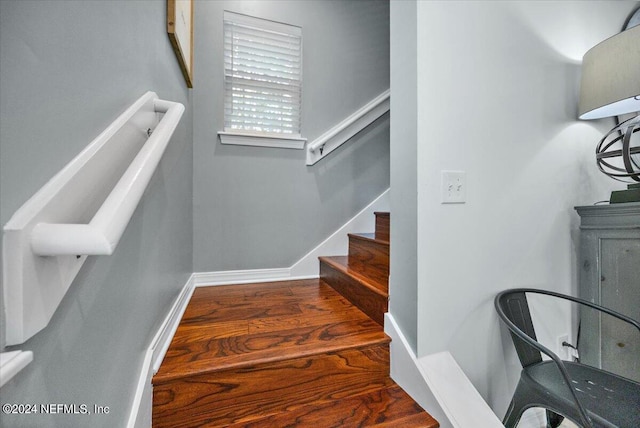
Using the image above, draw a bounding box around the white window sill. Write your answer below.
[218,131,307,150]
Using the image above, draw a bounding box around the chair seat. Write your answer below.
[524,361,640,427]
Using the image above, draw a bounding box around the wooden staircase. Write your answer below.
[153,212,438,427]
[319,212,390,325]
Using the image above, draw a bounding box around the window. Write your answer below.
[220,11,305,149]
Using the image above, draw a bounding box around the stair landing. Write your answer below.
[153,279,438,428]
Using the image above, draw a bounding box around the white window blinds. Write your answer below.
[224,12,302,137]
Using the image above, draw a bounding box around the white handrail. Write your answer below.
[30,98,184,256]
[306,89,389,165]
[3,91,184,346]
[0,351,33,388]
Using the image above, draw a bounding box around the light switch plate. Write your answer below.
[441,171,466,204]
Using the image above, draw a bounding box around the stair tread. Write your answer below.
[223,383,438,428]
[179,280,361,326]
[154,279,388,384]
[153,345,394,428]
[155,319,389,383]
[319,256,388,296]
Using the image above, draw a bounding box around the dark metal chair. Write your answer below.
[495,288,640,428]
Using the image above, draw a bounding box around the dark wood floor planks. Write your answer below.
[153,278,437,428]
[154,212,437,427]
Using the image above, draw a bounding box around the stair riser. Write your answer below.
[345,256,389,290]
[348,236,389,278]
[153,345,392,428]
[320,261,387,325]
[374,212,390,241]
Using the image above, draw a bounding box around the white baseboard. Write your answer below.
[384,313,503,428]
[127,349,153,428]
[127,274,196,428]
[416,352,503,428]
[192,268,315,287]
[150,274,197,373]
[384,313,453,428]
[194,188,390,287]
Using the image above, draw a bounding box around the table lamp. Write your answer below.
[579,23,640,203]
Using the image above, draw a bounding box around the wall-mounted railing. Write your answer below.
[306,89,389,165]
[0,351,33,388]
[2,92,185,346]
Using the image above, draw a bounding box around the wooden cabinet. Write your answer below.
[576,203,640,382]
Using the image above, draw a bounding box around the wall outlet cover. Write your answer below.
[441,171,466,204]
[557,334,569,360]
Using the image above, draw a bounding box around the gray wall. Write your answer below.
[389,0,418,352]
[0,1,193,427]
[193,0,390,271]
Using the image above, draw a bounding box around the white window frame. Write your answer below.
[219,11,306,149]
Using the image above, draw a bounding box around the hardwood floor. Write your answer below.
[153,212,438,427]
[154,280,388,384]
[153,280,437,427]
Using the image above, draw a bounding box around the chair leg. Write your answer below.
[503,399,524,428]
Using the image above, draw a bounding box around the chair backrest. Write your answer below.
[496,291,543,367]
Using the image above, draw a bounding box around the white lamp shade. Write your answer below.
[579,24,640,120]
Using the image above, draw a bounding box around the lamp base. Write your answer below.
[610,183,640,204]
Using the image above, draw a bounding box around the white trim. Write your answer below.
[416,352,503,428]
[0,351,33,388]
[126,274,195,428]
[126,349,153,428]
[193,268,305,287]
[219,131,306,149]
[384,313,453,428]
[384,313,503,428]
[194,189,390,287]
[289,189,390,277]
[306,89,390,165]
[150,274,197,373]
